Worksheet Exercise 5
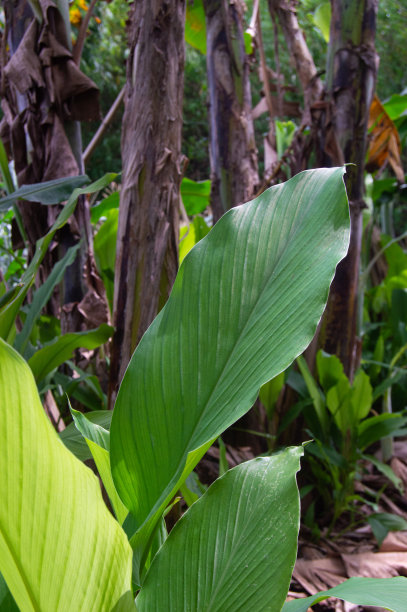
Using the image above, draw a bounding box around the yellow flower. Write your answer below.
[69,7,82,26]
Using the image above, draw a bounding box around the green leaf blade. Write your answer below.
[111,167,350,571]
[0,175,90,211]
[185,0,206,54]
[180,177,211,215]
[283,577,407,612]
[0,339,134,611]
[137,447,303,612]
[28,323,113,381]
[60,409,112,461]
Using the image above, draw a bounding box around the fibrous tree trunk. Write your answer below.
[1,0,104,332]
[267,0,323,119]
[109,0,186,398]
[203,0,258,222]
[319,0,378,379]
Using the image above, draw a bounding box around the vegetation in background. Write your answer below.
[2,0,407,608]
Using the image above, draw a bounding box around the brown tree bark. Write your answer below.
[267,0,323,119]
[259,0,323,189]
[109,0,186,399]
[203,0,259,222]
[319,0,378,379]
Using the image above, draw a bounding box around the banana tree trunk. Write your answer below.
[109,0,186,399]
[203,0,259,222]
[320,0,378,379]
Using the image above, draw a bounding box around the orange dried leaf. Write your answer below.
[367,95,404,182]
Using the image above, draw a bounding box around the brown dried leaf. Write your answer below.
[391,457,407,495]
[367,95,404,182]
[380,530,407,553]
[293,556,346,595]
[77,289,109,328]
[341,551,407,578]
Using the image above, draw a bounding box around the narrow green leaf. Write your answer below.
[0,286,21,312]
[0,340,134,611]
[14,243,80,356]
[0,173,117,341]
[71,407,110,450]
[94,209,118,312]
[87,439,129,525]
[363,454,403,493]
[69,407,127,523]
[0,140,15,195]
[137,447,303,612]
[283,577,407,612]
[60,410,112,461]
[297,355,328,433]
[367,513,407,546]
[357,412,407,450]
[351,370,372,421]
[28,324,113,381]
[0,175,90,211]
[111,168,350,577]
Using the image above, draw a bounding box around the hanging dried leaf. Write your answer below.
[367,95,405,183]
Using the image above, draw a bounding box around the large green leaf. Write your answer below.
[28,323,113,381]
[111,167,349,575]
[0,572,18,611]
[137,447,303,612]
[0,175,89,211]
[91,191,120,223]
[0,339,134,611]
[283,577,407,612]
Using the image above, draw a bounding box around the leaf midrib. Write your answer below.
[183,176,314,456]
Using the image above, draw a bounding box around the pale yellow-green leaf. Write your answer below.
[0,340,134,611]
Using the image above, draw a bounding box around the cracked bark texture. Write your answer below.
[109,0,186,398]
[320,0,378,378]
[203,0,258,222]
